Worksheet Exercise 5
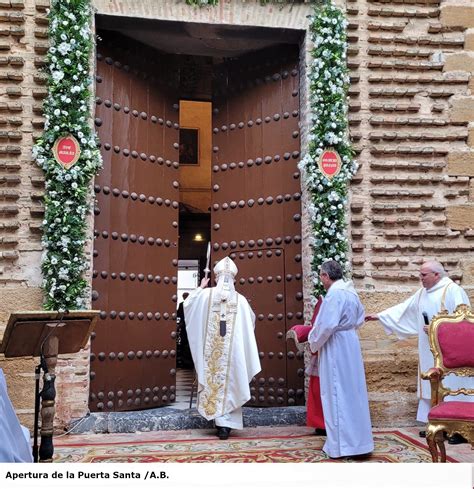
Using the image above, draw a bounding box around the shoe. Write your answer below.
[447,434,467,445]
[350,452,372,461]
[418,430,426,438]
[314,428,327,436]
[217,427,231,440]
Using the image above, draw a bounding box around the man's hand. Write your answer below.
[200,277,210,289]
[365,314,378,322]
[423,325,429,334]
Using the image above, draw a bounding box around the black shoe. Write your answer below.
[447,434,467,445]
[217,427,231,440]
[419,430,426,438]
[314,428,327,436]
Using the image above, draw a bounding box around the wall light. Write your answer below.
[193,233,204,242]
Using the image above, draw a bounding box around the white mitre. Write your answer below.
[213,257,238,304]
[213,256,238,279]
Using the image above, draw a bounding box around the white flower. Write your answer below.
[58,42,71,55]
[52,70,64,83]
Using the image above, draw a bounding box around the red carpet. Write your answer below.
[53,430,458,463]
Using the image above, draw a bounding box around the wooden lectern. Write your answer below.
[0,310,99,463]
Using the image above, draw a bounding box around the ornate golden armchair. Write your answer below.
[421,304,474,462]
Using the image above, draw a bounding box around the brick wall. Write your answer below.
[0,0,90,430]
[348,0,474,294]
[1,0,473,429]
[0,0,48,428]
[347,0,474,424]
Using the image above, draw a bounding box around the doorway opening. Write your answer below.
[176,100,212,405]
[92,15,304,413]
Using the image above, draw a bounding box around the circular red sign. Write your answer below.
[318,150,341,179]
[53,135,80,169]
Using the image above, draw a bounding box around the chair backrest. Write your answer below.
[429,304,474,398]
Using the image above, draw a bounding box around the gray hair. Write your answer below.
[320,260,343,281]
[422,260,447,277]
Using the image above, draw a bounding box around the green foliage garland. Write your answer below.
[185,0,355,297]
[299,2,356,297]
[33,0,352,310]
[33,0,102,311]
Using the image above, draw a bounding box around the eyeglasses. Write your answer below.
[419,272,437,278]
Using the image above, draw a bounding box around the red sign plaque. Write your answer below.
[52,134,81,169]
[318,149,342,179]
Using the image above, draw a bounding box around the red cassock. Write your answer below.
[288,297,325,429]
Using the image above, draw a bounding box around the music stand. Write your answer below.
[0,310,99,463]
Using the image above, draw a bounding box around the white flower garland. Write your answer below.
[33,0,102,311]
[299,2,356,297]
[32,0,352,309]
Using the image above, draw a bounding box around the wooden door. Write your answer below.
[90,34,180,412]
[211,46,304,407]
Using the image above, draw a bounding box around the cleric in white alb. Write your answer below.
[0,368,33,462]
[367,260,472,426]
[308,260,374,459]
[184,257,261,439]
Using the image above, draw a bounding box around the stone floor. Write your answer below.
[71,368,306,433]
[70,405,307,433]
[174,368,195,409]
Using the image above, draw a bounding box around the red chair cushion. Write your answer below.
[438,320,474,368]
[289,324,312,343]
[428,401,474,421]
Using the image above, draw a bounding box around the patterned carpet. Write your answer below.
[53,430,458,463]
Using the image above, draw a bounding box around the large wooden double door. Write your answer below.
[91,36,303,412]
[211,47,304,406]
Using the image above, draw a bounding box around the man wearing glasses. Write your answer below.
[365,260,472,444]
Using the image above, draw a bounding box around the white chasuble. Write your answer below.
[184,287,261,421]
[377,276,473,403]
[308,280,374,458]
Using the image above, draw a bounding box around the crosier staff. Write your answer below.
[204,242,211,280]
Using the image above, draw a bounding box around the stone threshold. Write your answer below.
[68,406,307,434]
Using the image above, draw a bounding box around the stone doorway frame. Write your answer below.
[64,0,349,427]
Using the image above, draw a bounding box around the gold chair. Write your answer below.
[421,304,474,462]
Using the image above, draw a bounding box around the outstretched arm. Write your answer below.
[183,279,209,317]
